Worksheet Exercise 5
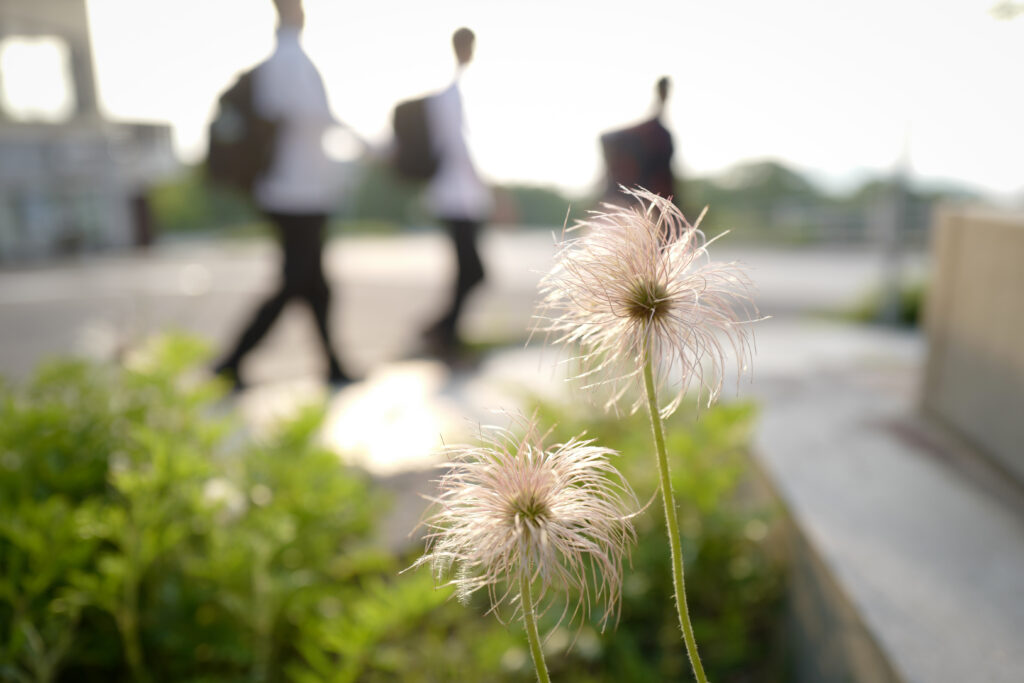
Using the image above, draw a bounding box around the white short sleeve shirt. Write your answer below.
[425,75,493,222]
[252,27,338,214]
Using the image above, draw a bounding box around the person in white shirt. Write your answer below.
[215,0,353,389]
[421,27,493,357]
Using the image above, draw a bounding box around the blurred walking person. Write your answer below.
[419,27,493,359]
[600,76,679,214]
[214,0,354,390]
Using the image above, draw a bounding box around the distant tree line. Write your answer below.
[149,159,979,243]
[147,162,583,235]
[682,160,979,244]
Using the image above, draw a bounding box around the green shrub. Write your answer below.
[846,277,928,327]
[0,338,784,682]
[301,401,787,683]
[148,168,257,232]
[0,336,381,682]
[527,400,787,682]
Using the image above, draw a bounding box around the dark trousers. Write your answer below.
[429,217,485,342]
[219,212,343,375]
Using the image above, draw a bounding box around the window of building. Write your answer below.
[0,36,77,123]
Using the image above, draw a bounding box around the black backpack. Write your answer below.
[391,96,439,182]
[206,69,279,196]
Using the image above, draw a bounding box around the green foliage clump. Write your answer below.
[524,400,787,683]
[300,400,787,683]
[148,167,258,233]
[847,278,928,327]
[0,338,785,682]
[0,336,384,682]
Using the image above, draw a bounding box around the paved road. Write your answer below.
[0,229,925,382]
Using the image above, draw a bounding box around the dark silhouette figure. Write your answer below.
[420,27,493,359]
[214,0,351,389]
[601,76,679,210]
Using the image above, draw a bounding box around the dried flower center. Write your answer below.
[624,279,671,320]
[509,491,550,524]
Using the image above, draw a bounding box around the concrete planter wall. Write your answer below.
[923,207,1024,485]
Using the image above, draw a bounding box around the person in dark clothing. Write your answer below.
[601,76,680,211]
[215,213,347,387]
[214,0,352,389]
[419,27,493,358]
[430,217,486,345]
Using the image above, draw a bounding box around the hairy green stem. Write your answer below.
[120,525,151,683]
[251,547,273,683]
[520,574,551,683]
[642,356,708,683]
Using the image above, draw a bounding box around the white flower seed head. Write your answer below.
[535,187,760,417]
[411,415,637,631]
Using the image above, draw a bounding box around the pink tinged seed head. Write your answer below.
[534,187,761,417]
[411,414,637,631]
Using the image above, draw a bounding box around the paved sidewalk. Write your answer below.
[0,230,925,383]
[750,319,1024,683]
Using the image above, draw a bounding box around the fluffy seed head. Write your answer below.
[411,415,637,630]
[535,187,760,417]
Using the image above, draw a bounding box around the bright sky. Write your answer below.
[78,0,1023,197]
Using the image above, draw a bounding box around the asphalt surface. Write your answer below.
[0,228,925,382]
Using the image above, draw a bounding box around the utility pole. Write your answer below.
[877,125,911,326]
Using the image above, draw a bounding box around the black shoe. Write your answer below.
[212,361,246,394]
[327,364,357,390]
[420,324,459,360]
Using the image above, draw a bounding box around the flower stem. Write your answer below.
[642,356,708,683]
[520,574,552,683]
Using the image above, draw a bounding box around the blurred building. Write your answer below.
[0,0,177,261]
